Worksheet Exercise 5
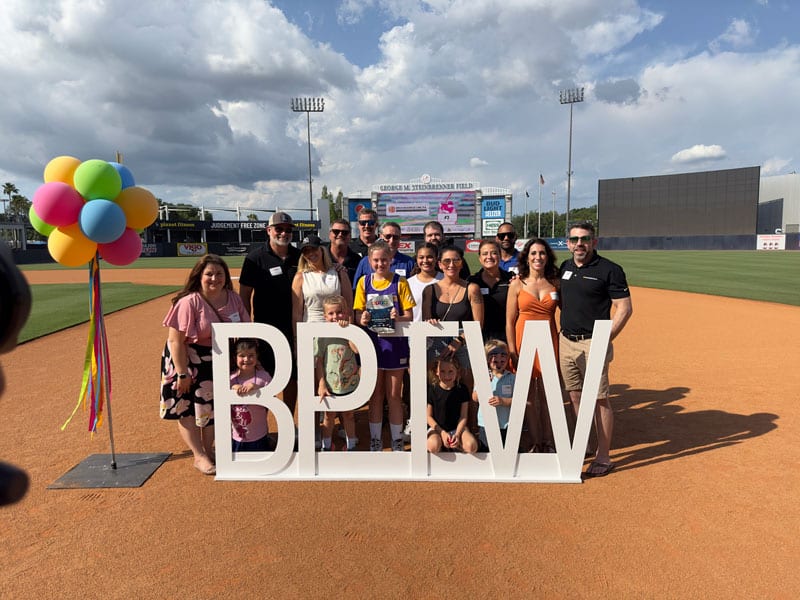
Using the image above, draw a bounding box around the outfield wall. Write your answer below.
[598,233,800,251]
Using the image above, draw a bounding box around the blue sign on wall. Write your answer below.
[481,197,505,220]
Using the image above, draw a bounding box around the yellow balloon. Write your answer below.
[115,186,159,229]
[43,155,82,186]
[48,223,97,267]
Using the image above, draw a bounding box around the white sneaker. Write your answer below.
[391,438,405,452]
[402,419,411,442]
[370,438,383,452]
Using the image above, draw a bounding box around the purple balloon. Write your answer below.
[79,199,127,244]
[32,182,85,227]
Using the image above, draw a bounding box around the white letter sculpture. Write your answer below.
[212,319,612,483]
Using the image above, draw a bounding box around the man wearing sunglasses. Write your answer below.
[495,222,520,273]
[239,211,302,417]
[350,208,379,257]
[352,221,416,288]
[328,218,361,284]
[558,221,632,478]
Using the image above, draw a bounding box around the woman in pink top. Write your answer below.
[160,254,250,475]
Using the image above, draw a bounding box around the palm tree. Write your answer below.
[3,182,18,216]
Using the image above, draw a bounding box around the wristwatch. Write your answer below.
[177,373,188,379]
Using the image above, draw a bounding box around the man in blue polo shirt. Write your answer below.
[559,221,632,478]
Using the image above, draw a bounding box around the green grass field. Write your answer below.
[20,283,179,343]
[16,249,799,344]
[464,250,800,306]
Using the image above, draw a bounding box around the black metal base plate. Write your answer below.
[48,453,171,489]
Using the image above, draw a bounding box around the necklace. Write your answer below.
[439,283,464,320]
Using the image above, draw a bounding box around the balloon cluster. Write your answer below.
[31,156,159,266]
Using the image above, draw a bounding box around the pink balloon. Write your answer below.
[98,228,142,266]
[32,182,85,227]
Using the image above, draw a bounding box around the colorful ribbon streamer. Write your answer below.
[61,254,112,434]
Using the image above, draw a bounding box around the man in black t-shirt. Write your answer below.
[349,208,378,257]
[327,218,361,286]
[238,211,301,415]
[559,221,632,478]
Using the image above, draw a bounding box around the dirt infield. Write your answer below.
[1,273,799,598]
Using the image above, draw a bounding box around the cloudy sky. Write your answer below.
[1,0,797,219]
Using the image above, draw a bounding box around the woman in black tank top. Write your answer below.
[422,245,484,391]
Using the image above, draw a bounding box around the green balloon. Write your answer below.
[73,159,122,201]
[29,204,56,236]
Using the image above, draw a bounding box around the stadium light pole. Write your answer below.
[559,87,584,232]
[290,97,325,220]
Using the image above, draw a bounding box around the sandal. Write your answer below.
[584,461,615,478]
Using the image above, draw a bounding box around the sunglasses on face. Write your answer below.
[330,229,350,237]
[496,232,515,240]
[489,351,508,358]
[359,220,376,227]
[272,226,292,234]
[383,234,400,240]
[568,235,593,243]
[440,258,462,266]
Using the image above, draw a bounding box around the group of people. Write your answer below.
[159,208,632,478]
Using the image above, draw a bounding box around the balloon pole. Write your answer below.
[96,256,118,469]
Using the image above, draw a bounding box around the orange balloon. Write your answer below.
[114,186,159,229]
[48,223,97,267]
[43,155,82,186]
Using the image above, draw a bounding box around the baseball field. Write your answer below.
[2,250,799,598]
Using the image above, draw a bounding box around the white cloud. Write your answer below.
[709,18,757,53]
[575,9,664,57]
[337,0,376,26]
[762,157,792,175]
[671,145,727,164]
[470,157,488,168]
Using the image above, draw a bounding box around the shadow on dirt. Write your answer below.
[608,383,778,472]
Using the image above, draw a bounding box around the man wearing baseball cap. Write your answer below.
[238,211,301,417]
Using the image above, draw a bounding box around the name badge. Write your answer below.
[562,270,573,280]
[550,291,559,301]
[395,268,407,277]
[269,266,282,276]
[228,312,241,323]
[480,287,489,295]
[501,384,512,396]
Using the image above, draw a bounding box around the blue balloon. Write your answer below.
[79,199,127,244]
[109,161,136,190]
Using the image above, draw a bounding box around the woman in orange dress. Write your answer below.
[505,238,560,452]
